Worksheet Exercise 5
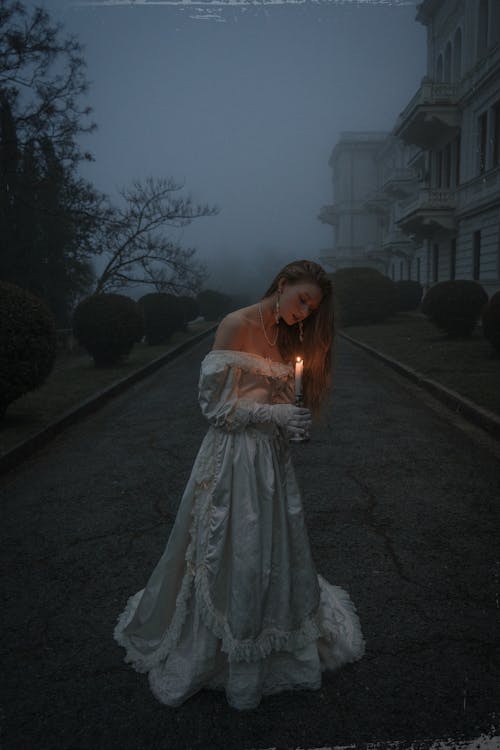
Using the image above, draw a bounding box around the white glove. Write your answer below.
[248,402,312,440]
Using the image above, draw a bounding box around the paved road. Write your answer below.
[1,336,499,750]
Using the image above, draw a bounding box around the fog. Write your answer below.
[37,0,426,300]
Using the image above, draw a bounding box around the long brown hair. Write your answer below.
[262,260,335,417]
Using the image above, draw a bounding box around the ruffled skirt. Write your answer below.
[114,426,365,710]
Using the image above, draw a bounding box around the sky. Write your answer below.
[37,0,427,298]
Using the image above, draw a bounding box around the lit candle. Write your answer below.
[295,356,303,401]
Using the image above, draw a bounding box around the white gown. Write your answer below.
[114,350,365,710]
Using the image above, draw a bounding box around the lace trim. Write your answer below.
[316,575,366,667]
[193,566,323,663]
[112,572,195,674]
[114,569,365,674]
[201,349,293,381]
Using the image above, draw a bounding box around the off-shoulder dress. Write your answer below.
[113,349,365,710]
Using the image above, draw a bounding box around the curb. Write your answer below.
[339,331,500,441]
[0,324,217,477]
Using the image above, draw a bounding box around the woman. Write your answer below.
[114,259,365,710]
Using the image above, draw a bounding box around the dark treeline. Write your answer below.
[0,1,216,327]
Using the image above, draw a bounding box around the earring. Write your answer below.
[298,319,304,343]
[274,290,281,324]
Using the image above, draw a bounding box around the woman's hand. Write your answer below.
[268,403,312,440]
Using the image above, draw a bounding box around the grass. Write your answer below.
[341,312,500,417]
[0,321,215,456]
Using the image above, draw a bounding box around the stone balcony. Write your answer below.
[397,188,457,239]
[362,190,389,215]
[365,243,391,261]
[393,80,461,149]
[317,204,339,226]
[381,168,418,199]
[382,229,416,257]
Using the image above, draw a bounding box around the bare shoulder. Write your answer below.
[212,309,251,350]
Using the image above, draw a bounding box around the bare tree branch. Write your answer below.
[0,1,95,167]
[92,177,217,295]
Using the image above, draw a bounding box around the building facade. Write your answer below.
[319,0,500,296]
[318,133,390,271]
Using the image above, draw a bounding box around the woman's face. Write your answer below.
[278,280,323,326]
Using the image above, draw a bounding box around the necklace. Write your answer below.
[258,303,279,347]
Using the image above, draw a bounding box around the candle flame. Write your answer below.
[296,356,302,363]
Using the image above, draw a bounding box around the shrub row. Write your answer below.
[329,267,422,327]
[482,290,500,352]
[138,294,196,345]
[0,281,57,419]
[73,292,206,366]
[2,273,498,419]
[396,280,423,312]
[0,286,205,416]
[71,287,232,370]
[197,289,234,321]
[329,267,397,326]
[73,293,144,367]
[330,268,499,351]
[414,279,498,351]
[421,280,488,337]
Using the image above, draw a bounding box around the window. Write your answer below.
[408,258,412,281]
[473,231,481,280]
[493,101,500,168]
[453,28,462,81]
[399,261,404,280]
[492,1,500,46]
[454,134,461,185]
[433,244,440,282]
[417,257,421,283]
[436,54,443,82]
[477,0,489,57]
[436,150,443,187]
[391,263,395,280]
[444,42,452,82]
[450,238,456,280]
[478,112,488,174]
[444,143,452,188]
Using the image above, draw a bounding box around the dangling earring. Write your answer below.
[274,290,281,325]
[298,318,304,343]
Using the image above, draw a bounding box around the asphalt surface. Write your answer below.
[1,336,499,750]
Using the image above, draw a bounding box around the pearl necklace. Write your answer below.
[258,303,279,347]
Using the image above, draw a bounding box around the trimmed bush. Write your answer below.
[178,295,200,329]
[395,280,423,312]
[421,280,488,337]
[138,293,184,345]
[482,290,500,352]
[197,289,234,321]
[73,293,144,366]
[0,281,57,418]
[330,267,399,326]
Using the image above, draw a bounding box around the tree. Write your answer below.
[0,4,215,317]
[92,176,218,296]
[0,1,99,324]
[0,280,57,418]
[0,111,101,324]
[0,0,95,168]
[26,137,98,324]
